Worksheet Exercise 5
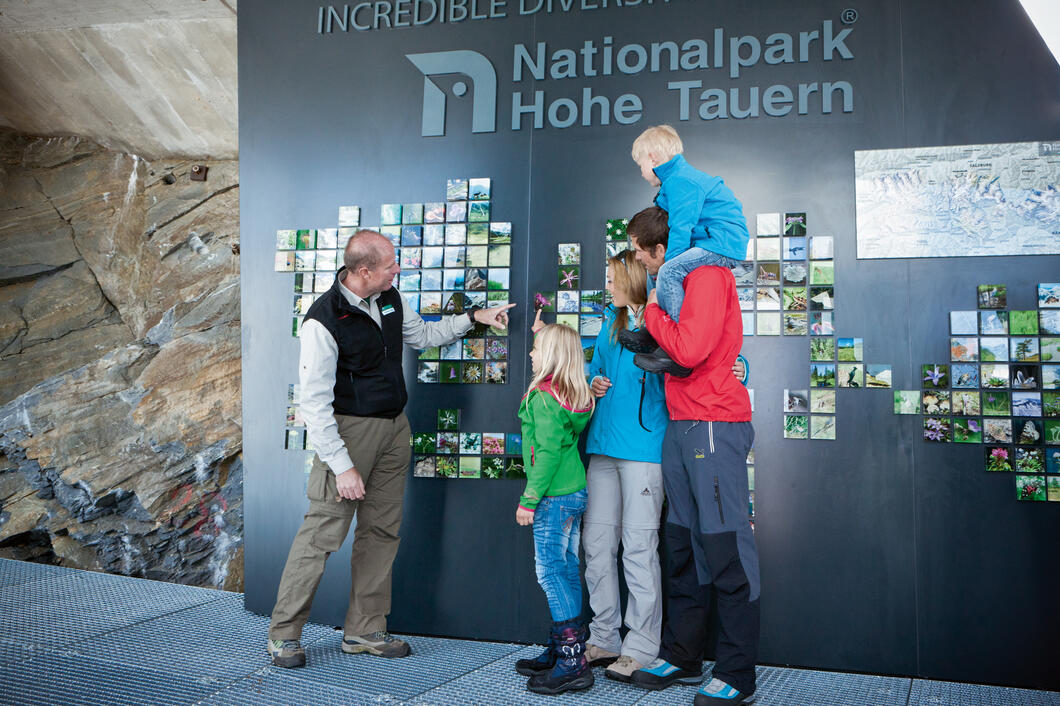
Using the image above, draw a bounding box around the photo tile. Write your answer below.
[459,456,482,479]
[421,269,443,291]
[783,287,807,311]
[482,457,505,478]
[810,415,836,440]
[810,363,836,388]
[316,228,338,249]
[482,432,505,455]
[292,295,314,316]
[559,266,580,290]
[756,312,781,336]
[809,312,835,336]
[460,360,485,381]
[275,251,296,272]
[337,228,355,250]
[276,229,297,250]
[314,271,335,292]
[1014,418,1043,445]
[436,456,458,478]
[756,287,780,310]
[783,212,807,236]
[809,236,833,260]
[443,268,466,290]
[1044,364,1060,390]
[1040,336,1060,362]
[295,250,316,271]
[952,418,982,444]
[606,218,629,241]
[557,290,580,313]
[400,247,421,269]
[756,238,780,261]
[295,273,314,293]
[436,432,459,454]
[756,263,780,286]
[783,237,806,260]
[810,336,835,361]
[534,292,556,312]
[556,313,579,330]
[285,428,306,450]
[1050,476,1060,501]
[380,226,401,246]
[981,363,1010,389]
[446,178,469,201]
[558,243,581,265]
[811,388,837,413]
[865,364,892,388]
[951,390,981,416]
[401,225,423,246]
[402,203,424,225]
[784,389,809,413]
[979,337,1008,362]
[488,244,511,267]
[447,201,468,223]
[412,432,437,454]
[893,390,920,415]
[485,337,508,360]
[296,229,316,250]
[467,222,490,245]
[1042,310,1060,335]
[837,363,864,388]
[981,389,1011,416]
[413,455,436,478]
[439,360,460,383]
[783,263,808,285]
[738,287,755,310]
[922,389,951,414]
[784,414,808,439]
[744,240,755,262]
[437,408,461,431]
[1015,448,1046,475]
[950,337,979,362]
[984,445,1013,472]
[424,202,446,224]
[463,245,487,268]
[468,201,491,222]
[462,338,485,360]
[488,268,510,290]
[489,222,512,243]
[1009,310,1039,336]
[506,433,523,455]
[1039,283,1060,308]
[316,250,338,271]
[380,204,402,225]
[809,261,834,285]
[422,224,445,246]
[468,178,491,200]
[1010,337,1040,362]
[581,290,606,315]
[809,286,834,310]
[337,206,361,226]
[922,363,949,389]
[443,246,466,268]
[580,315,603,337]
[838,337,864,362]
[1011,364,1040,390]
[979,310,1008,335]
[783,313,808,336]
[756,212,781,236]
[505,457,526,479]
[1046,391,1060,417]
[1012,391,1042,417]
[607,242,630,258]
[742,312,754,336]
[923,417,952,443]
[485,361,507,384]
[732,263,755,286]
[976,284,1007,309]
[445,223,467,245]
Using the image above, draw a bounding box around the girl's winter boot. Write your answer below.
[526,619,594,695]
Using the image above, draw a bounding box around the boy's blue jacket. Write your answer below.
[585,305,669,463]
[653,154,749,263]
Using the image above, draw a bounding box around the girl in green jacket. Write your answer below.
[514,319,596,695]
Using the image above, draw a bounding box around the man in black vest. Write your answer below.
[268,230,515,668]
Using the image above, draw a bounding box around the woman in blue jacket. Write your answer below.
[582,250,669,681]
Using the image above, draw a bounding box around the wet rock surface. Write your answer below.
[0,129,243,590]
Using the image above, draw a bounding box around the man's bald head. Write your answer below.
[344,230,393,274]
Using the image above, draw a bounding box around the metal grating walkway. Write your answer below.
[0,558,1057,705]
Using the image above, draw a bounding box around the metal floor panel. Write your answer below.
[0,557,79,588]
[289,633,524,701]
[201,669,409,706]
[909,679,1060,705]
[0,649,219,706]
[746,666,912,706]
[408,644,645,706]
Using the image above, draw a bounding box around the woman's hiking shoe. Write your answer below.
[585,644,619,667]
[604,655,643,682]
[631,658,704,690]
[341,631,411,658]
[266,638,306,668]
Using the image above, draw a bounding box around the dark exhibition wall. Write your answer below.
[239,0,1060,690]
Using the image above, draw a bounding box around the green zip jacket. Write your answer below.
[517,378,594,511]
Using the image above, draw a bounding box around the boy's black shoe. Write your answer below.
[617,328,658,353]
[634,349,693,378]
[631,658,704,690]
[515,642,556,676]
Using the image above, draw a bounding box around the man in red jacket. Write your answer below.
[626,206,759,706]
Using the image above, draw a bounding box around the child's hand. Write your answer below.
[516,506,535,526]
[646,289,658,307]
[591,376,612,397]
[531,309,546,333]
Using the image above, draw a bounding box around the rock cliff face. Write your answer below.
[0,129,243,590]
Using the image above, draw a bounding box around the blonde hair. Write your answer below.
[608,249,648,342]
[631,125,683,164]
[527,324,594,411]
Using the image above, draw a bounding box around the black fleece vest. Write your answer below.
[303,269,407,418]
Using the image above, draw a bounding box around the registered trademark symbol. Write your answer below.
[841,8,858,24]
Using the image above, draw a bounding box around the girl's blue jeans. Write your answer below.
[653,247,741,322]
[533,489,588,622]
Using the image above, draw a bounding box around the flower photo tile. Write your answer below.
[276,229,297,250]
[923,417,951,443]
[952,418,982,443]
[951,390,981,416]
[461,362,484,384]
[606,218,629,241]
[485,361,507,384]
[783,212,807,236]
[922,364,949,389]
[981,363,1010,389]
[558,243,581,265]
[809,312,834,336]
[982,390,1010,416]
[559,267,580,290]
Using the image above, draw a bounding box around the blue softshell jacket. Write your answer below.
[653,154,749,263]
[585,305,669,463]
